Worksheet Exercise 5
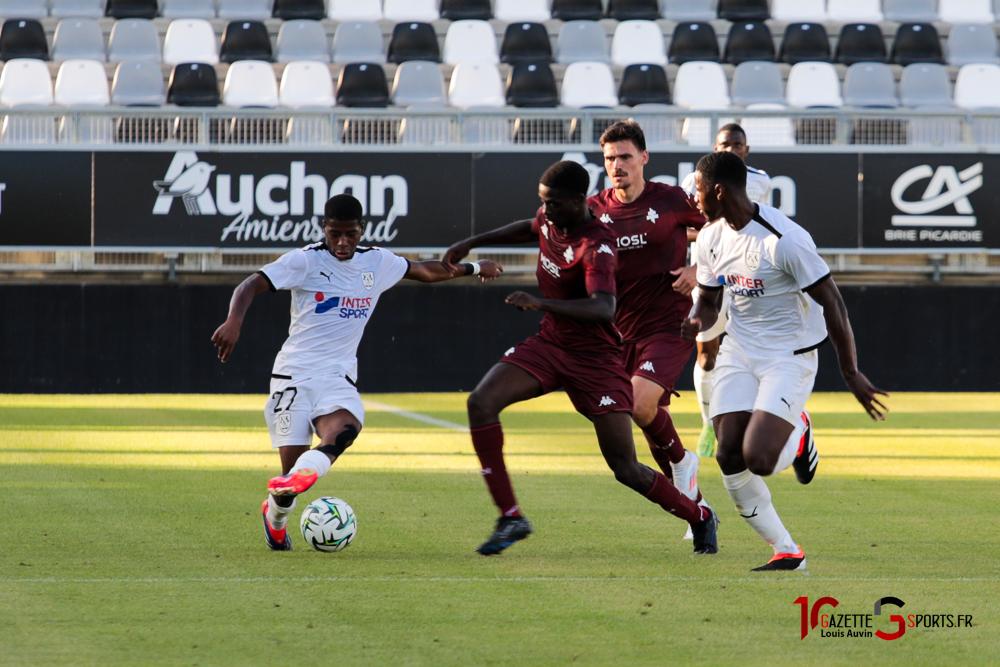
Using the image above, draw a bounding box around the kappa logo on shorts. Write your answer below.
[277,412,292,435]
[361,271,375,290]
[640,361,655,372]
[598,396,617,407]
[598,244,614,255]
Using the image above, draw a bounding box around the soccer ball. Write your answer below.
[300,497,358,552]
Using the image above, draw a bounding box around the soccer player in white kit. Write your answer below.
[211,194,503,551]
[681,124,772,458]
[682,152,888,571]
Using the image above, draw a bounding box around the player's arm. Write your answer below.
[441,219,535,275]
[681,285,722,341]
[671,194,708,293]
[211,272,271,362]
[404,259,504,283]
[804,277,889,421]
[505,290,616,323]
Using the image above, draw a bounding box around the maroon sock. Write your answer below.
[471,423,520,517]
[645,471,706,524]
[643,408,686,465]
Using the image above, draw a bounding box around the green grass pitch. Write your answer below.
[1,392,998,666]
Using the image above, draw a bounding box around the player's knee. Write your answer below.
[631,400,658,429]
[609,459,643,491]
[744,450,776,477]
[317,423,359,459]
[715,447,744,475]
[698,351,717,371]
[467,390,498,424]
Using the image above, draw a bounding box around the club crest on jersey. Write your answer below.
[646,208,659,223]
[361,271,375,290]
[745,249,761,272]
[563,247,574,262]
[600,213,613,224]
[277,412,292,435]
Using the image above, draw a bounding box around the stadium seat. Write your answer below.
[448,62,504,107]
[328,0,382,21]
[717,0,768,21]
[786,61,843,107]
[560,61,617,107]
[940,0,995,23]
[494,0,551,22]
[220,21,272,63]
[954,63,1000,109]
[54,59,109,106]
[50,0,104,18]
[274,0,326,20]
[332,21,384,64]
[731,60,784,106]
[383,0,440,22]
[835,24,886,65]
[162,0,216,18]
[551,0,603,21]
[618,63,670,106]
[391,60,446,106]
[771,0,825,21]
[826,0,884,22]
[883,0,937,22]
[0,0,48,19]
[336,62,389,107]
[277,20,330,63]
[506,63,558,107]
[217,0,273,20]
[52,19,106,63]
[724,22,774,65]
[673,61,730,108]
[556,21,609,64]
[167,62,221,106]
[663,0,717,20]
[739,110,795,147]
[891,24,944,66]
[108,19,160,63]
[610,21,666,67]
[223,60,278,107]
[111,60,166,105]
[106,0,158,19]
[0,20,47,61]
[163,20,219,66]
[443,20,499,66]
[440,0,492,20]
[280,60,335,107]
[607,0,660,21]
[843,62,898,107]
[779,23,830,65]
[500,23,553,65]
[948,24,1000,67]
[387,22,440,64]
[669,22,719,64]
[0,58,53,107]
[899,63,953,107]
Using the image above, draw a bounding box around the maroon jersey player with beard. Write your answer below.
[589,121,715,533]
[443,160,719,557]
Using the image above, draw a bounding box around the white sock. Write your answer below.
[723,470,798,555]
[266,495,296,530]
[771,419,806,475]
[694,364,713,425]
[289,449,332,479]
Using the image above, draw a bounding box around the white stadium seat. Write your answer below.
[52,19,107,63]
[383,0,440,22]
[771,0,826,22]
[939,0,995,24]
[217,0,273,20]
[826,0,884,22]
[0,0,47,19]
[954,63,1000,109]
[556,21,609,64]
[786,62,843,108]
[280,61,335,108]
[494,0,551,22]
[448,62,505,107]
[674,61,730,109]
[610,21,667,67]
[392,60,447,106]
[948,24,1000,67]
[560,61,618,108]
[443,21,499,66]
[0,58,53,107]
[55,59,110,106]
[109,19,162,63]
[50,0,104,18]
[329,0,383,21]
[224,60,279,107]
[162,0,217,19]
[163,19,220,66]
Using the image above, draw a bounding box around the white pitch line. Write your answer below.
[364,399,469,433]
[2,576,997,584]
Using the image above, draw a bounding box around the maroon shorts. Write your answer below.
[500,335,633,417]
[621,332,695,407]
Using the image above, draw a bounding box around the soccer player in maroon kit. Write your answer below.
[443,160,719,556]
[589,121,713,525]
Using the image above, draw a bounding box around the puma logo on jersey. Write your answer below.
[600,213,613,224]
[646,208,659,223]
[598,396,616,407]
[598,244,613,255]
[640,361,655,372]
[563,247,574,262]
[319,271,332,282]
[504,347,515,356]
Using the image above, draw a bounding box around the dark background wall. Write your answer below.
[1,283,996,394]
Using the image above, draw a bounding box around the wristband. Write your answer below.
[463,261,481,276]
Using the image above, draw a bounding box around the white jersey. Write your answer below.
[695,203,830,357]
[258,243,409,381]
[681,164,772,204]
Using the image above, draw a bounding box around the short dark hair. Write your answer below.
[696,151,747,190]
[717,123,746,141]
[539,160,591,197]
[599,120,646,153]
[324,194,364,224]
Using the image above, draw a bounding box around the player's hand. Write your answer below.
[211,319,241,362]
[843,369,890,421]
[681,316,701,341]
[442,240,472,276]
[476,259,504,281]
[670,265,698,296]
[506,291,542,311]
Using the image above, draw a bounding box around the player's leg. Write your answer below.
[694,337,720,457]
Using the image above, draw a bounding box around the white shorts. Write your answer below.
[264,374,366,448]
[709,338,818,426]
[695,289,731,343]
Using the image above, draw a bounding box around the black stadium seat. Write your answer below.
[506,63,559,107]
[779,23,830,64]
[607,0,660,21]
[618,63,670,106]
[220,21,273,63]
[0,19,47,61]
[668,22,719,64]
[724,21,774,65]
[718,0,769,21]
[440,0,492,20]
[167,63,221,106]
[337,63,389,107]
[836,23,886,65]
[387,22,441,64]
[500,22,553,64]
[551,0,603,21]
[106,0,158,19]
[273,0,326,20]
[891,23,944,66]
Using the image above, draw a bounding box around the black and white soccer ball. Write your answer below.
[300,497,357,552]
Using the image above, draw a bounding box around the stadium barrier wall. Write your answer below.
[2,282,997,395]
[0,150,997,250]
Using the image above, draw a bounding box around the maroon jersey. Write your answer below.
[588,181,706,341]
[531,208,621,354]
